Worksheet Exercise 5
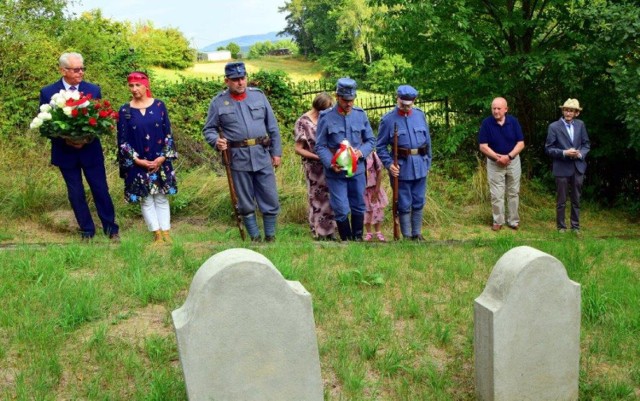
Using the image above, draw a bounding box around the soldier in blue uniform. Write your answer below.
[315,78,376,241]
[203,62,282,242]
[376,85,432,240]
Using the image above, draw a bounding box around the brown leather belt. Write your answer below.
[229,136,271,148]
[398,146,427,158]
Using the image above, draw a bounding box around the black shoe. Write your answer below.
[109,233,121,243]
[350,213,364,241]
[412,234,425,241]
[265,235,276,242]
[336,219,352,241]
[251,236,262,243]
[81,233,94,242]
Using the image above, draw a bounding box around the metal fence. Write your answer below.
[288,79,451,130]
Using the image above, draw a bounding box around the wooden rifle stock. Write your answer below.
[392,123,400,240]
[219,130,246,241]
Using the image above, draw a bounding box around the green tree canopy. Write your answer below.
[129,22,196,69]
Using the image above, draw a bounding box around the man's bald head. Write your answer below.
[491,97,508,124]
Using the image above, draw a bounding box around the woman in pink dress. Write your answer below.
[294,93,336,240]
[364,151,389,241]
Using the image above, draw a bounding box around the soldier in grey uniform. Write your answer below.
[203,62,282,242]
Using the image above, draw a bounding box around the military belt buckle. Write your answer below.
[245,138,258,146]
[410,149,419,155]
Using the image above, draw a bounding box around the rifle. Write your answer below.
[392,123,400,241]
[218,130,246,241]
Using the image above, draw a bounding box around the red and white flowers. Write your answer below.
[30,89,118,142]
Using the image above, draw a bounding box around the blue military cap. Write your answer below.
[336,77,357,100]
[397,85,418,104]
[225,62,246,79]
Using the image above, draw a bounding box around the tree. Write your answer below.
[226,42,241,59]
[375,0,640,202]
[130,22,196,69]
[0,0,67,137]
[60,10,141,97]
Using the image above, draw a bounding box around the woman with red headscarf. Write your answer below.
[117,71,178,244]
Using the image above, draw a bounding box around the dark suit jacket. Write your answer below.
[545,118,590,177]
[39,79,105,168]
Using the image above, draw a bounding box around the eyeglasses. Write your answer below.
[64,67,86,73]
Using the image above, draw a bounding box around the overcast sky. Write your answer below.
[66,0,288,49]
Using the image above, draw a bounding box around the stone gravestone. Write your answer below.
[172,248,323,401]
[474,246,581,401]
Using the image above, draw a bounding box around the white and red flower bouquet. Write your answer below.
[30,89,118,144]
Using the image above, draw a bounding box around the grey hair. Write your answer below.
[59,52,84,68]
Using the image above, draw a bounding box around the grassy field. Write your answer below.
[1,136,639,399]
[152,56,324,83]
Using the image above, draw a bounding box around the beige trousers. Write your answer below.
[487,156,521,226]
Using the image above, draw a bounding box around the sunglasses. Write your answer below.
[64,67,86,73]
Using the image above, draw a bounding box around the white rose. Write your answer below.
[30,118,43,129]
[40,104,52,112]
[56,98,67,108]
[63,106,73,116]
[63,90,73,100]
[70,91,80,101]
[50,93,61,105]
[38,112,52,120]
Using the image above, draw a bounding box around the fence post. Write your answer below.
[445,96,450,129]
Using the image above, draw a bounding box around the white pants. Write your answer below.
[487,156,521,226]
[141,194,171,232]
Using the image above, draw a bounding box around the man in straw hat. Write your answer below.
[545,98,591,234]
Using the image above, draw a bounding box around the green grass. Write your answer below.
[152,55,324,83]
[2,230,638,400]
[1,131,639,399]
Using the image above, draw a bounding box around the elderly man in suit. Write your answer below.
[545,98,591,233]
[39,52,119,241]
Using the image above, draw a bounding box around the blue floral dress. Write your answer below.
[117,99,178,203]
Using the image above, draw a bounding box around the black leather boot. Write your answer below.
[336,219,352,241]
[351,213,364,241]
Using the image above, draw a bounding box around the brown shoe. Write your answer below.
[491,224,502,231]
[153,230,163,244]
[162,230,172,243]
[507,223,519,230]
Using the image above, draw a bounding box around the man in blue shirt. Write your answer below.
[315,78,376,241]
[376,85,432,240]
[203,62,282,242]
[545,98,590,233]
[478,97,525,231]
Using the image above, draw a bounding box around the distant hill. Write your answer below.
[200,31,292,53]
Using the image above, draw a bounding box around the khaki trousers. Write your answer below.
[487,156,521,226]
